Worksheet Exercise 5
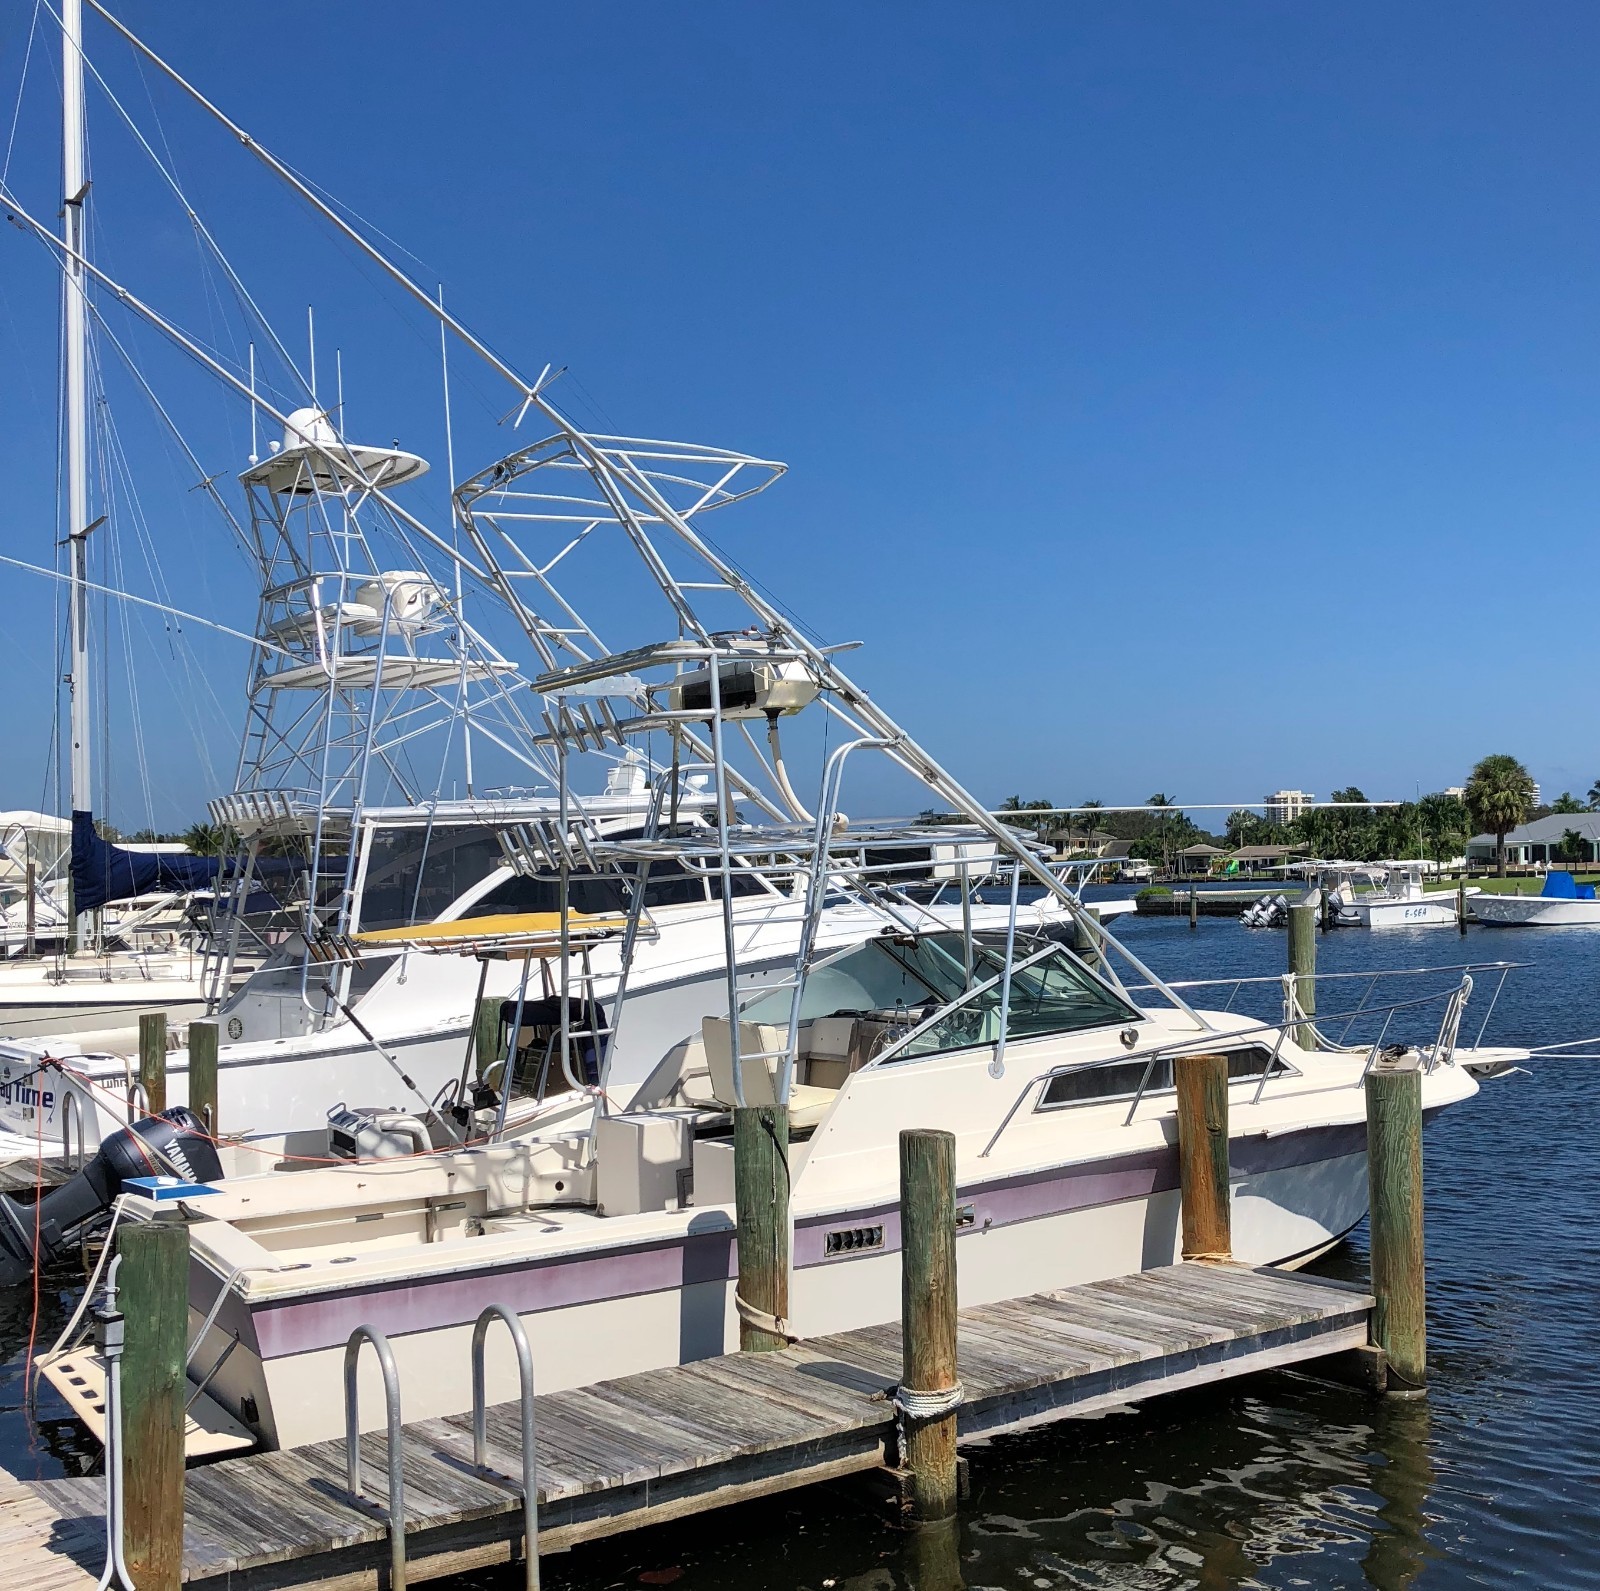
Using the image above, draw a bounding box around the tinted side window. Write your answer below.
[1040,1056,1173,1107]
[466,872,632,917]
[359,826,505,930]
[1037,1046,1291,1110]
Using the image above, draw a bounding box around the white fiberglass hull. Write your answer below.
[202,1131,1376,1451]
[1348,896,1461,928]
[1469,893,1600,926]
[0,957,212,1039]
[174,1025,1478,1452]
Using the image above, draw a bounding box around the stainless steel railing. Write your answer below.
[344,1325,406,1590]
[471,1304,539,1591]
[977,973,1477,1161]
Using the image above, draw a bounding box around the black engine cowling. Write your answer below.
[0,1107,223,1287]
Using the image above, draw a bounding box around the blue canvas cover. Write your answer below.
[1541,870,1580,899]
[70,811,221,913]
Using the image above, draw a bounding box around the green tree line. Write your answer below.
[1002,754,1568,876]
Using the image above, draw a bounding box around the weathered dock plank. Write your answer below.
[14,1261,1374,1589]
[0,1154,78,1195]
[0,1460,98,1590]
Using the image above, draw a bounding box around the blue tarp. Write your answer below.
[70,811,222,913]
[1540,870,1596,900]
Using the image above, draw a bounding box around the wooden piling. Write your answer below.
[118,1220,189,1591]
[1188,883,1198,930]
[139,1011,167,1115]
[733,1104,790,1352]
[1365,1065,1426,1392]
[188,1019,219,1136]
[900,1126,960,1522]
[474,993,503,1082]
[1457,877,1468,936]
[1174,1054,1231,1261]
[1288,902,1316,1038]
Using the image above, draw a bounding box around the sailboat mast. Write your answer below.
[61,0,92,951]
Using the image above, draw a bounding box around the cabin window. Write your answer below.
[466,870,632,917]
[734,932,1140,1065]
[1035,1044,1295,1111]
[358,825,506,930]
[460,857,769,920]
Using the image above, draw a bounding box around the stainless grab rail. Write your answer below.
[60,1090,85,1171]
[344,1325,406,1591]
[977,973,1475,1159]
[471,1304,540,1591]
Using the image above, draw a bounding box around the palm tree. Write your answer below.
[1417,791,1469,865]
[1463,755,1536,877]
[1147,793,1178,873]
[182,821,230,857]
[998,795,1054,840]
[1588,779,1600,812]
[1550,790,1586,815]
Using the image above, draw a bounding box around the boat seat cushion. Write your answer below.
[701,1018,837,1130]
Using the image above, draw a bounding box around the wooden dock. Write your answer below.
[15,1260,1374,1589]
[0,1154,79,1195]
[1135,888,1281,917]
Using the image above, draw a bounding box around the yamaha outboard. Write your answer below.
[0,1107,223,1287]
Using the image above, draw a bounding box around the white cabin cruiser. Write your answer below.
[120,925,1484,1453]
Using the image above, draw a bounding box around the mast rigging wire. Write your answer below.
[0,552,294,655]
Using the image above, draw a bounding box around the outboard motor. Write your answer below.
[0,1107,222,1287]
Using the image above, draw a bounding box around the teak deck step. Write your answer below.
[20,1261,1374,1590]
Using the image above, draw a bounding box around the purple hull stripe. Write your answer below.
[247,1114,1404,1360]
[251,1226,734,1361]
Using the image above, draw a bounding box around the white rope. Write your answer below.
[893,1380,964,1420]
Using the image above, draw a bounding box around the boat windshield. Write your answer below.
[885,937,1141,1060]
[740,931,1139,1061]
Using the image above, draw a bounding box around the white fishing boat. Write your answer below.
[1320,863,1472,928]
[0,5,1522,1468]
[0,4,1108,1155]
[1469,871,1600,926]
[154,962,1481,1452]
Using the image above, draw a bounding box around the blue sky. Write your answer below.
[1,2,1598,828]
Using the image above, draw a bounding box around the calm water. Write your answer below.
[5,909,1598,1589]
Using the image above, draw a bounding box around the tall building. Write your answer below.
[1443,785,1465,801]
[1264,789,1315,826]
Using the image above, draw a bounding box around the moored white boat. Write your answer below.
[1470,871,1600,926]
[155,974,1479,1451]
[1319,862,1474,928]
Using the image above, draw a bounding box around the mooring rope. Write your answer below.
[734,1292,798,1344]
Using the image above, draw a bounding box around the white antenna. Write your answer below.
[335,347,344,425]
[247,342,258,463]
[306,305,317,405]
